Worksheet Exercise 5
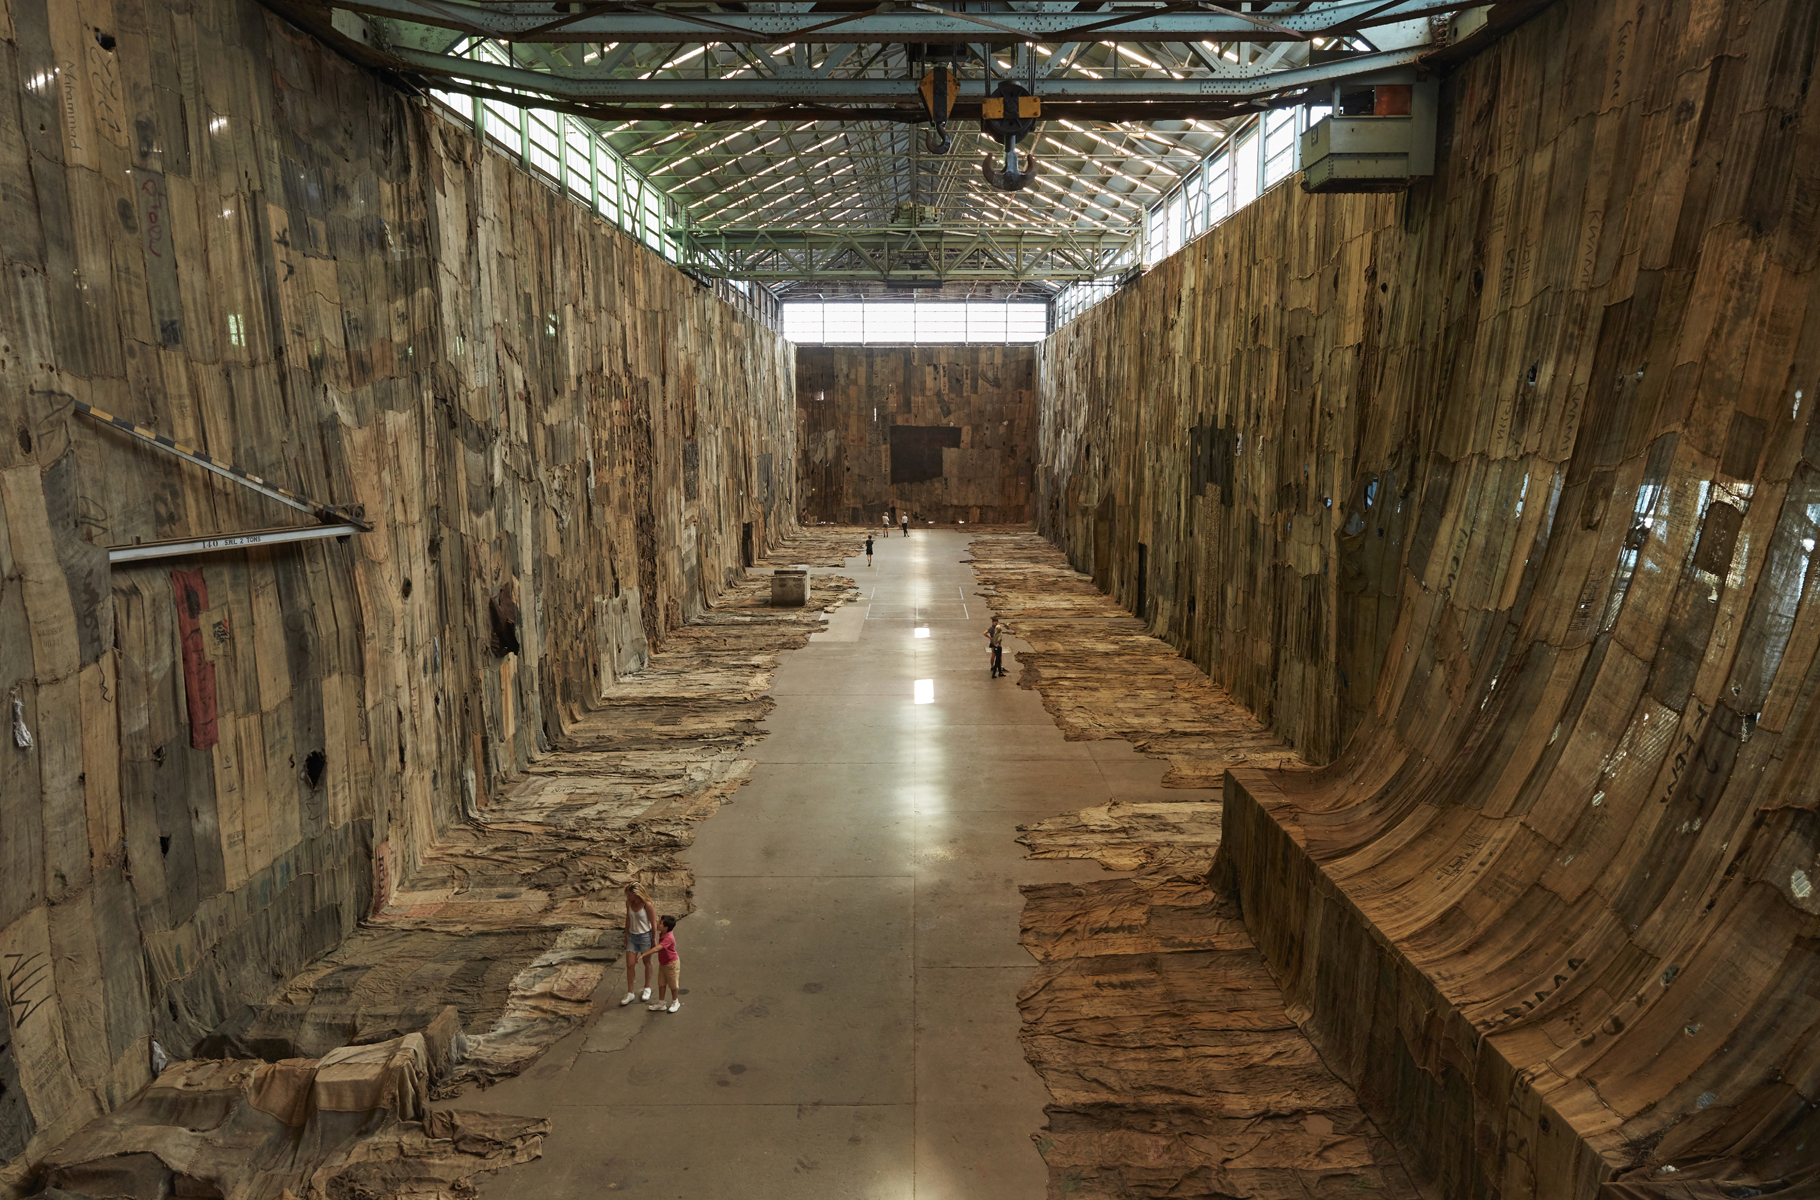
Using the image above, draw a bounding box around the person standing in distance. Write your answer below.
[900,512,910,538]
[619,881,658,1006]
[985,616,1006,678]
[865,533,874,567]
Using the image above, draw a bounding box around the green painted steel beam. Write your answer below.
[676,224,1139,282]
[388,44,1426,105]
[329,0,1478,45]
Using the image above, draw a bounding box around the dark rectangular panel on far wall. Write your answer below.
[890,425,962,483]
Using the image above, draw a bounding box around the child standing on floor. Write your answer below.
[640,914,683,1013]
[865,533,874,567]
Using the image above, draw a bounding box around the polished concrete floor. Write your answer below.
[472,529,1204,1199]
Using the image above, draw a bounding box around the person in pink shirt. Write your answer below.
[639,914,683,1013]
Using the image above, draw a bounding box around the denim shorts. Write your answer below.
[627,930,654,954]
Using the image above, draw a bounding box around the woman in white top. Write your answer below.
[620,881,659,1005]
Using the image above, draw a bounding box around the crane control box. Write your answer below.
[1299,75,1439,193]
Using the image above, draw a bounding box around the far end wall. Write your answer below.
[797,345,1035,525]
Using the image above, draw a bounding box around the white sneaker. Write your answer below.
[667,1000,681,1013]
[647,1002,666,1011]
[640,987,652,1001]
[618,992,636,1006]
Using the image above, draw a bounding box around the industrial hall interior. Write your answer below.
[5,0,1820,1196]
